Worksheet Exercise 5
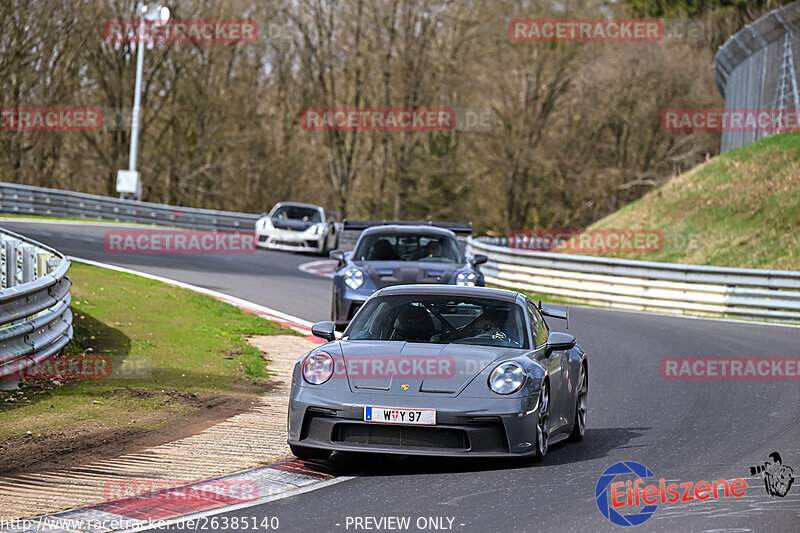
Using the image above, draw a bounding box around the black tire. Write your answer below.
[532,382,550,462]
[290,444,332,461]
[320,235,331,257]
[568,364,588,442]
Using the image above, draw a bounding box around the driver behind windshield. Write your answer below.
[424,240,442,258]
[472,312,509,342]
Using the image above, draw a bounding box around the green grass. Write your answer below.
[587,132,800,270]
[0,214,174,227]
[0,262,300,440]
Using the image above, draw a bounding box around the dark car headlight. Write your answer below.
[456,271,478,286]
[488,362,525,394]
[302,352,334,385]
[344,268,364,289]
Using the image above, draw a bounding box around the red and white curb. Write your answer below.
[71,257,326,344]
[0,460,351,532]
[298,259,336,279]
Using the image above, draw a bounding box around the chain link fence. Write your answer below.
[715,1,800,152]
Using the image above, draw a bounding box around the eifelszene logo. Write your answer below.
[595,461,748,526]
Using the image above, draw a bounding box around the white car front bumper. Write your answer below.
[256,227,325,253]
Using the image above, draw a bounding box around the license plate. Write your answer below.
[364,406,436,425]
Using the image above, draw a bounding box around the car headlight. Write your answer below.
[344,268,364,290]
[310,223,326,235]
[456,271,477,286]
[302,352,334,385]
[259,218,272,229]
[488,362,525,395]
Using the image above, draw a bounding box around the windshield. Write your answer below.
[271,205,322,222]
[353,233,463,263]
[343,294,528,349]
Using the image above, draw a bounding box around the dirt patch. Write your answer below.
[0,390,254,476]
[222,347,244,359]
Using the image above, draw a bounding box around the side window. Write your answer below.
[527,302,549,347]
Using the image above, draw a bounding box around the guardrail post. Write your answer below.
[4,237,18,288]
[36,252,50,279]
[20,244,35,283]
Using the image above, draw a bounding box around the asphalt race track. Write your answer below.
[4,220,800,533]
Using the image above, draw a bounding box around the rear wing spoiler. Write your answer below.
[343,220,473,234]
[539,301,569,329]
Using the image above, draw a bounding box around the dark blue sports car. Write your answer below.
[329,222,487,328]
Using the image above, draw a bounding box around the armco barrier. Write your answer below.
[0,227,72,388]
[467,236,800,323]
[0,182,259,231]
[3,182,799,323]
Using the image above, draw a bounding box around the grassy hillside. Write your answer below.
[590,132,800,270]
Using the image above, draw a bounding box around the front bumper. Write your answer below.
[256,228,324,252]
[288,385,541,457]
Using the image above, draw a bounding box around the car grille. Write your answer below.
[332,423,469,449]
[274,240,306,248]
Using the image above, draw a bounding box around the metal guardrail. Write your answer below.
[3,182,798,323]
[467,237,800,323]
[0,182,259,231]
[0,227,72,387]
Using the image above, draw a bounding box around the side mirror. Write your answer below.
[311,321,336,342]
[329,249,345,265]
[546,331,576,352]
[472,253,488,266]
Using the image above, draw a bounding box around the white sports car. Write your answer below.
[256,202,339,255]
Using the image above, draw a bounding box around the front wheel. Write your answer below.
[568,364,588,442]
[532,382,550,462]
[290,444,332,461]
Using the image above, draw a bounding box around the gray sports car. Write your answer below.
[288,285,587,461]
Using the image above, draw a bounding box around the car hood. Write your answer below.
[334,341,520,396]
[357,261,459,289]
